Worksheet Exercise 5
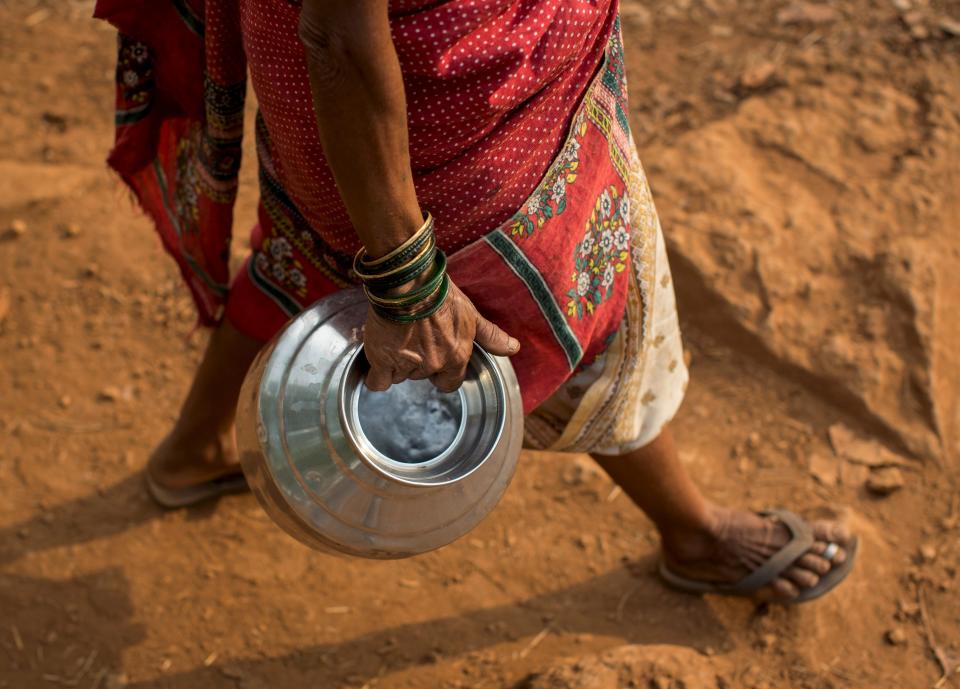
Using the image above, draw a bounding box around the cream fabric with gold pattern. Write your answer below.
[524,139,688,455]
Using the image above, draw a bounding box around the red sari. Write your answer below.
[95,0,636,414]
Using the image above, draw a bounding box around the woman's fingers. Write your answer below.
[474,314,520,357]
[365,363,394,391]
[430,362,469,393]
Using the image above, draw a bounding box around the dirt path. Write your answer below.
[1,2,958,688]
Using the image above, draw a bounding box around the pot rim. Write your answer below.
[336,342,508,488]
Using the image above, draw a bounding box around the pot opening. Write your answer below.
[340,344,505,486]
[356,378,465,464]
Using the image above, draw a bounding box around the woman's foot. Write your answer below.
[660,504,854,602]
[591,429,858,603]
[146,426,242,491]
[144,321,263,497]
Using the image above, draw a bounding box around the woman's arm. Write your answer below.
[298,0,519,391]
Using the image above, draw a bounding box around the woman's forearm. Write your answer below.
[299,0,422,258]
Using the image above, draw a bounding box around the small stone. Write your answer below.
[890,0,912,10]
[739,62,777,90]
[757,633,778,650]
[939,16,960,36]
[653,676,672,689]
[919,544,937,563]
[746,432,761,449]
[81,263,100,279]
[96,385,134,403]
[840,460,870,487]
[0,287,10,326]
[2,219,27,240]
[777,2,838,25]
[898,599,921,617]
[562,456,600,485]
[97,387,120,403]
[58,395,71,409]
[885,627,908,646]
[809,453,838,486]
[866,467,905,495]
[61,223,81,239]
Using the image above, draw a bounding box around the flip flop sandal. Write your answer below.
[658,508,860,604]
[145,470,249,509]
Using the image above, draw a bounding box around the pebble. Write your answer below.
[58,395,71,409]
[939,16,960,36]
[61,223,81,239]
[0,287,10,326]
[757,633,778,650]
[97,386,135,403]
[918,543,938,563]
[777,2,838,25]
[739,62,777,90]
[866,467,905,495]
[2,219,27,240]
[885,627,908,646]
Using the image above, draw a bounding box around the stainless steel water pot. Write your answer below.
[235,288,523,559]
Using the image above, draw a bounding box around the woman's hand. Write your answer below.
[363,279,519,393]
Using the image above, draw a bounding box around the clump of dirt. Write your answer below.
[1,1,958,689]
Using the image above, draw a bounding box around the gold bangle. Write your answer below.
[358,212,434,269]
[353,235,436,282]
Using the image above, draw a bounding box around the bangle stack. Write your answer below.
[354,213,450,323]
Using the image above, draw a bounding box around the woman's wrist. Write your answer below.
[353,201,425,259]
[355,212,450,323]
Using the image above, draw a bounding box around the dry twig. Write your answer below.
[615,585,640,622]
[917,585,957,688]
[516,627,550,659]
[10,625,23,652]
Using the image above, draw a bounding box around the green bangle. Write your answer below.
[353,234,435,283]
[362,244,439,290]
[372,275,449,323]
[363,251,447,307]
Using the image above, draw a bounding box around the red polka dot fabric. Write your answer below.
[240,0,616,256]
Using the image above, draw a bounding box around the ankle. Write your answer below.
[658,504,725,565]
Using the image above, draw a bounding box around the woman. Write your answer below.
[94,0,857,603]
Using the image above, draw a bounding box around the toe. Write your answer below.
[797,552,832,575]
[811,540,847,566]
[812,520,853,546]
[783,565,820,590]
[769,577,800,601]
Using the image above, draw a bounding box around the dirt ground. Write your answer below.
[1,1,959,688]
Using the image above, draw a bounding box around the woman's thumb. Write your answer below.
[475,315,520,356]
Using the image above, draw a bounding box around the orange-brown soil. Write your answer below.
[1,1,958,688]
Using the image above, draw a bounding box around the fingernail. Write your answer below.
[508,338,520,352]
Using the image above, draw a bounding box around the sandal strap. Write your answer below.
[730,509,816,594]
